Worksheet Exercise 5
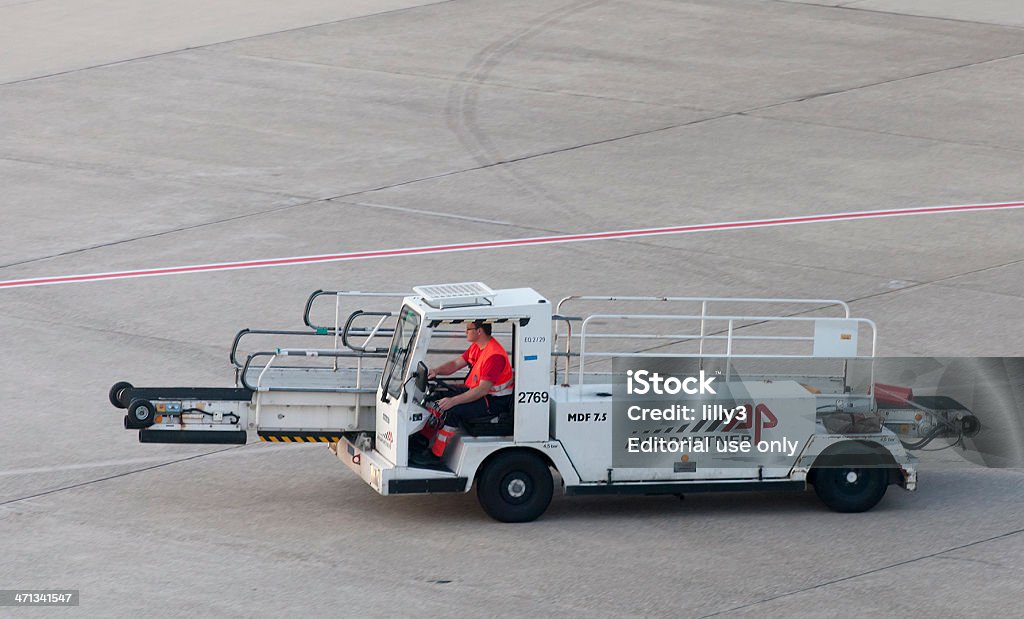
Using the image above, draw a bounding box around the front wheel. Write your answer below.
[126,399,156,429]
[476,451,553,523]
[813,467,888,513]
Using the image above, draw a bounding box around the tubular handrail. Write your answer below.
[554,295,851,317]
[553,296,854,386]
[231,328,345,369]
[303,289,408,333]
[249,351,379,394]
[230,326,394,370]
[240,350,386,391]
[575,313,877,387]
[341,311,396,353]
[275,348,386,357]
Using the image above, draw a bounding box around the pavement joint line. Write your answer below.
[348,118,720,191]
[907,280,1024,303]
[0,0,459,88]
[1,200,1022,289]
[0,443,301,478]
[0,154,325,201]
[0,154,553,271]
[741,112,1024,156]
[0,446,245,507]
[334,199,519,227]
[829,254,1024,308]
[922,271,1024,302]
[333,198,565,237]
[0,456,207,477]
[13,0,1010,261]
[0,113,708,273]
[697,525,1024,617]
[0,198,315,271]
[223,51,713,113]
[2,191,918,312]
[0,0,47,8]
[745,50,1024,114]
[603,234,928,283]
[335,160,1023,287]
[772,0,1024,30]
[0,308,225,351]
[6,42,1019,271]
[0,184,966,288]
[254,40,1024,197]
[1,8,1021,276]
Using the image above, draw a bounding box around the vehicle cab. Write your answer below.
[335,283,577,520]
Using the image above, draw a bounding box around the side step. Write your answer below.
[388,478,468,494]
[566,480,806,496]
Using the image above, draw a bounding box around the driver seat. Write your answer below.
[461,410,514,437]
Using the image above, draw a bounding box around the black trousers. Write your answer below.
[442,391,513,426]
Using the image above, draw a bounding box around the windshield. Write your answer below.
[382,305,421,400]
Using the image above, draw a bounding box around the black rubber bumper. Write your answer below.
[127,387,254,402]
[139,429,248,444]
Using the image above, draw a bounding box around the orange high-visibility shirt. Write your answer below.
[461,337,514,396]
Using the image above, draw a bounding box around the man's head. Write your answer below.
[465,319,492,344]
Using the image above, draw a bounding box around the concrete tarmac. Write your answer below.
[2,0,1023,616]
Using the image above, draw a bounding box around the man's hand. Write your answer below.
[436,397,454,411]
[427,368,438,379]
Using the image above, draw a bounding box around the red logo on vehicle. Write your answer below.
[723,403,778,443]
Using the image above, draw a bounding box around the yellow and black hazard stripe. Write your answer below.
[258,431,345,443]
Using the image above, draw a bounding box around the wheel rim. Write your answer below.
[134,406,150,420]
[500,472,533,505]
[835,468,869,495]
[507,478,527,498]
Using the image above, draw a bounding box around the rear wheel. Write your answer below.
[476,451,553,523]
[108,381,134,408]
[813,466,888,513]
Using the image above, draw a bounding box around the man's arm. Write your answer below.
[429,356,469,379]
[436,380,493,411]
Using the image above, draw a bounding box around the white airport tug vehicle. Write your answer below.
[110,283,979,522]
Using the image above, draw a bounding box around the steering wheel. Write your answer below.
[423,377,458,402]
[412,361,465,407]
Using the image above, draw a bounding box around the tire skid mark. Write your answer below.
[445,0,609,219]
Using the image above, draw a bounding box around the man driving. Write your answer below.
[412,319,514,465]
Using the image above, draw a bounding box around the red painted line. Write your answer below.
[1,200,1022,290]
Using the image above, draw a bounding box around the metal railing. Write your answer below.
[303,289,407,333]
[551,296,866,386]
[574,312,876,386]
[229,290,409,392]
[240,349,385,392]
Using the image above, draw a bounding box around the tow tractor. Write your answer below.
[109,283,980,521]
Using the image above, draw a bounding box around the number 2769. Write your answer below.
[518,391,549,403]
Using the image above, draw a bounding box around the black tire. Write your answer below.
[126,399,156,429]
[476,451,553,523]
[109,381,134,408]
[813,467,888,513]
